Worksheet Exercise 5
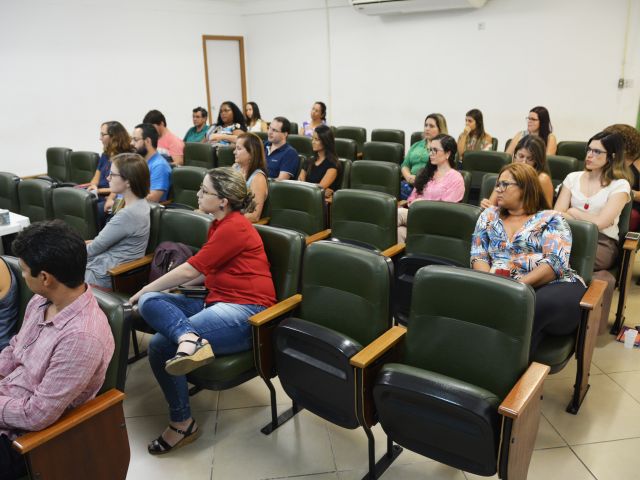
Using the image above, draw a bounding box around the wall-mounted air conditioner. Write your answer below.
[350,0,488,15]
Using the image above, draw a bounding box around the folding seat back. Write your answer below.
[46,147,72,182]
[267,180,325,236]
[491,137,498,151]
[184,142,215,169]
[3,256,34,331]
[479,173,499,202]
[289,122,299,136]
[462,151,510,190]
[171,166,207,210]
[287,134,313,156]
[0,172,20,212]
[350,160,400,198]
[410,131,423,146]
[371,129,405,148]
[335,126,366,153]
[255,131,268,143]
[335,138,357,161]
[547,155,579,188]
[216,145,235,167]
[156,209,212,253]
[557,141,587,162]
[331,189,397,251]
[18,179,54,222]
[460,170,472,204]
[336,158,351,190]
[362,141,403,164]
[52,187,99,240]
[68,151,99,184]
[145,202,164,253]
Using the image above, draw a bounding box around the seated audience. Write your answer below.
[183,107,209,143]
[265,116,300,179]
[457,108,493,159]
[299,101,327,137]
[471,163,585,356]
[130,167,275,455]
[603,124,640,231]
[144,110,185,166]
[85,153,151,289]
[245,102,268,133]
[0,258,17,352]
[397,134,464,243]
[0,221,114,478]
[505,106,557,155]
[233,132,268,222]
[554,131,632,333]
[206,101,247,146]
[400,113,448,200]
[481,135,554,208]
[130,123,172,203]
[298,125,340,200]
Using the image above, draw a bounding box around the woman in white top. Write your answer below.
[245,102,268,133]
[505,106,557,156]
[233,132,268,223]
[554,131,632,332]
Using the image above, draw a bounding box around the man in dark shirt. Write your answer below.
[264,116,300,179]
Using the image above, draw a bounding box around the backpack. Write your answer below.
[149,241,193,282]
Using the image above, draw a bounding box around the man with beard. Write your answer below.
[131,123,172,202]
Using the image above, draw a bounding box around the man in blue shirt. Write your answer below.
[264,116,299,179]
[131,123,172,202]
[183,107,209,143]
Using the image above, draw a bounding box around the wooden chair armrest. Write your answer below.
[249,294,302,327]
[498,362,549,419]
[305,229,332,245]
[397,200,408,208]
[12,389,125,454]
[255,217,270,225]
[108,254,153,277]
[21,173,47,179]
[580,278,607,311]
[623,236,640,252]
[381,243,406,258]
[350,326,407,368]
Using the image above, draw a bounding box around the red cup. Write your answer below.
[495,268,511,278]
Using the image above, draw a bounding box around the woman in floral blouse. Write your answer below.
[471,162,585,356]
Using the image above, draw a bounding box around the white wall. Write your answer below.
[0,0,243,175]
[242,0,640,149]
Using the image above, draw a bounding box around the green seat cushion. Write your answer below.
[533,334,575,372]
[187,350,255,388]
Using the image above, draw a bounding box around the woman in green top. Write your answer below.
[400,113,448,200]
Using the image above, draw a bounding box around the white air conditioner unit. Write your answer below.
[350,0,487,15]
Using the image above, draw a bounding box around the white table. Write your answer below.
[0,212,30,254]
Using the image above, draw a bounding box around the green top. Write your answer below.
[402,139,429,175]
[183,125,210,143]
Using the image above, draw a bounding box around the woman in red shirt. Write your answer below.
[131,167,276,455]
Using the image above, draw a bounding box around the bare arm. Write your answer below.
[277,171,292,180]
[245,174,268,223]
[539,173,554,207]
[317,168,338,190]
[297,169,307,182]
[566,192,629,231]
[87,170,101,192]
[472,260,491,272]
[147,190,165,203]
[553,185,572,213]
[130,262,202,304]
[401,166,414,183]
[546,134,558,155]
[172,155,184,166]
[505,132,522,155]
[480,188,498,209]
[519,263,556,288]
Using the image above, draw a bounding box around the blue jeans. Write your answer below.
[138,292,265,422]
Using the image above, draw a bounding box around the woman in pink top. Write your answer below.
[398,134,465,242]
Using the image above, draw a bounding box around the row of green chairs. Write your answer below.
[44,147,99,185]
[183,142,235,169]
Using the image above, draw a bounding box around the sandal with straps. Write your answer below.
[148,419,201,455]
[165,336,215,376]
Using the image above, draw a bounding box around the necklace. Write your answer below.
[583,178,601,211]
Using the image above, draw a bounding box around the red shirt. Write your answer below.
[188,211,276,307]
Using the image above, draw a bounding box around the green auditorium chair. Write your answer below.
[51,187,99,240]
[462,151,511,195]
[289,121,299,136]
[0,172,20,212]
[491,137,499,151]
[263,241,402,478]
[67,151,99,185]
[18,179,54,223]
[366,265,549,479]
[336,158,352,190]
[410,131,423,146]
[393,201,482,325]
[4,256,132,480]
[255,131,268,143]
[170,166,207,210]
[216,145,235,167]
[335,138,358,161]
[184,142,215,169]
[557,141,587,163]
[460,170,472,204]
[371,129,405,149]
[547,155,579,189]
[362,141,404,164]
[350,160,401,199]
[287,134,313,157]
[335,126,367,156]
[479,173,499,204]
[45,147,72,183]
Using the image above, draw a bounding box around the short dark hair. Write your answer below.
[112,153,150,199]
[273,116,291,135]
[143,109,167,127]
[135,123,159,149]
[12,220,87,288]
[193,106,208,119]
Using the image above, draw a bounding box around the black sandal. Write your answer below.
[165,336,214,376]
[148,419,201,455]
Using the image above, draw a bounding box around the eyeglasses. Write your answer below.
[586,147,607,157]
[100,132,110,137]
[198,184,220,197]
[428,147,443,154]
[495,181,519,191]
[107,171,123,179]
[525,116,539,122]
[268,127,282,133]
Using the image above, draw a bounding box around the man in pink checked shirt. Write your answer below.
[0,220,114,480]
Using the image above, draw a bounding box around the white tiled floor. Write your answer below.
[123,262,640,479]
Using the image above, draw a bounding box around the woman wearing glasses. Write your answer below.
[85,153,151,289]
[481,135,553,208]
[554,131,631,332]
[397,134,464,243]
[471,162,585,356]
[206,101,247,146]
[505,106,557,155]
[130,167,275,456]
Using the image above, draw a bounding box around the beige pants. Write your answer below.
[593,233,619,334]
[397,208,409,244]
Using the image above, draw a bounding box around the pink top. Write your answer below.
[407,168,465,205]
[158,130,185,159]
[0,286,114,440]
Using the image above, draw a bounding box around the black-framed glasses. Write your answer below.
[268,127,282,133]
[107,171,123,179]
[198,184,219,197]
[428,147,443,154]
[586,147,607,157]
[495,181,519,191]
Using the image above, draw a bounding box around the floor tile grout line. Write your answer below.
[540,410,571,448]
[566,444,598,480]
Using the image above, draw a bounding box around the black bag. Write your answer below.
[149,241,193,282]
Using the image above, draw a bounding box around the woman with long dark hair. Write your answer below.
[245,102,268,133]
[457,108,493,159]
[299,101,327,137]
[298,124,340,200]
[206,101,247,146]
[506,106,557,155]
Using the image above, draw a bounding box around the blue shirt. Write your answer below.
[183,125,209,143]
[147,152,172,201]
[265,142,299,179]
[96,153,111,188]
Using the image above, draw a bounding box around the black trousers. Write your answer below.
[0,435,26,480]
